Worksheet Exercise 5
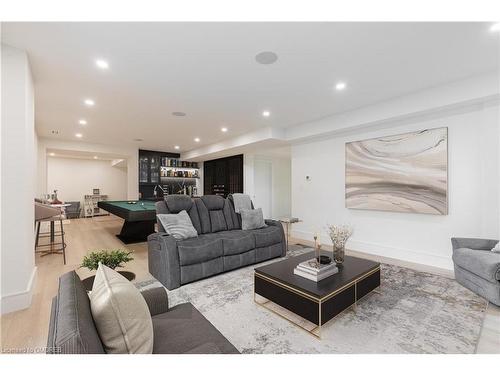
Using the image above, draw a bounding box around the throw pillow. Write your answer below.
[90,263,154,354]
[157,210,198,240]
[492,242,500,253]
[240,208,267,230]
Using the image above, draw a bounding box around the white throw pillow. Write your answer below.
[492,242,500,253]
[157,210,198,240]
[90,263,153,354]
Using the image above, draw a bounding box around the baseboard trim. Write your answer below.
[291,230,454,278]
[1,266,38,315]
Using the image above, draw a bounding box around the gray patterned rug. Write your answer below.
[138,246,487,353]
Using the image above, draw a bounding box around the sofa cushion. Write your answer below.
[90,264,154,354]
[48,271,105,354]
[156,197,202,234]
[220,230,255,256]
[151,302,239,354]
[201,195,225,210]
[453,248,500,282]
[194,198,211,234]
[240,208,266,230]
[157,210,198,240]
[164,195,192,213]
[209,210,228,232]
[252,226,283,248]
[177,234,223,266]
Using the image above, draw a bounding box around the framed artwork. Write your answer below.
[345,127,448,215]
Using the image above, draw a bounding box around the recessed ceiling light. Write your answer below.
[194,137,200,142]
[255,51,279,65]
[95,59,109,69]
[490,23,500,32]
[221,127,228,132]
[84,99,95,106]
[262,110,271,117]
[49,152,55,156]
[79,119,87,125]
[75,133,83,138]
[335,82,347,91]
[93,156,98,159]
[172,112,186,117]
[174,145,180,150]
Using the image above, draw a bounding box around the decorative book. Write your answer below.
[294,259,338,282]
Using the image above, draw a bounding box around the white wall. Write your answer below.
[1,45,37,314]
[291,103,499,270]
[244,153,291,219]
[37,138,139,200]
[47,157,128,204]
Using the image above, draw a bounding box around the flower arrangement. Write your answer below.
[327,224,353,248]
[327,224,353,264]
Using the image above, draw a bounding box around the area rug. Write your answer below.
[138,246,487,354]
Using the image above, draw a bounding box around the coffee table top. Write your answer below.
[254,251,380,299]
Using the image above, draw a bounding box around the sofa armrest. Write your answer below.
[147,232,181,290]
[451,237,499,252]
[140,286,169,316]
[265,219,287,256]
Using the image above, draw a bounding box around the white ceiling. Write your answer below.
[2,22,498,153]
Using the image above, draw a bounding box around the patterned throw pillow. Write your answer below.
[157,210,198,240]
[240,208,267,231]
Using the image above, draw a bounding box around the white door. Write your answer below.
[253,159,272,219]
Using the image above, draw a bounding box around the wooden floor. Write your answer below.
[1,216,498,353]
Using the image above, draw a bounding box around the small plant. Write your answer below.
[81,249,134,271]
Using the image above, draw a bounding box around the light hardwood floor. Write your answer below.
[1,216,498,353]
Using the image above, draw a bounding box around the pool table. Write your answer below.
[98,200,157,244]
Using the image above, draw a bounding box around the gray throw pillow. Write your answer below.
[492,242,500,253]
[240,208,267,230]
[157,210,198,240]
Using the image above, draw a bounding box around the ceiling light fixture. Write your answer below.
[335,82,347,91]
[490,23,500,32]
[95,59,109,69]
[255,51,279,65]
[84,99,95,106]
[75,133,83,138]
[93,156,98,159]
[194,137,200,142]
[174,145,180,150]
[221,127,228,132]
[172,112,186,117]
[79,119,87,125]
[262,110,271,117]
[49,152,55,156]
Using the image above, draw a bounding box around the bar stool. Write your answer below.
[35,202,67,264]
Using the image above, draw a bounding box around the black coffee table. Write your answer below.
[254,251,381,338]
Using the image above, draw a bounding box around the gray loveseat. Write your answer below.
[47,271,239,354]
[451,237,500,306]
[148,194,286,290]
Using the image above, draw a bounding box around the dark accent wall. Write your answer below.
[203,154,243,197]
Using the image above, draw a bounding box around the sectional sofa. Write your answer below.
[148,194,286,290]
[47,271,239,354]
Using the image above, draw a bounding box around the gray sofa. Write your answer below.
[47,271,239,354]
[451,237,500,306]
[148,194,286,290]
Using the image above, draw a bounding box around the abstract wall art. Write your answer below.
[345,127,448,215]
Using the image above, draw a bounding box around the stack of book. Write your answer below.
[293,258,338,282]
